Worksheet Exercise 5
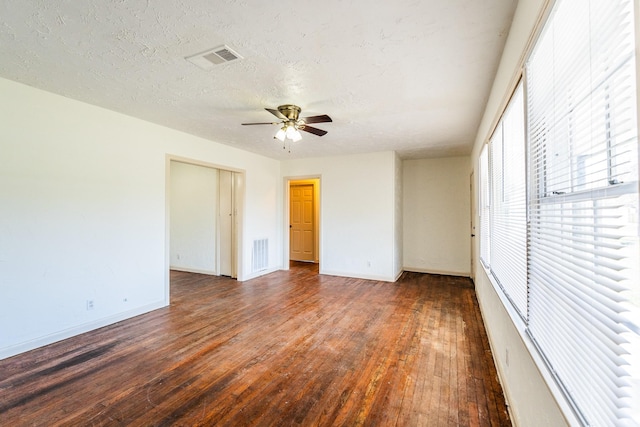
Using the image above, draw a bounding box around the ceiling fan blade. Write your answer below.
[265,108,286,120]
[300,125,328,136]
[241,122,279,125]
[301,114,332,124]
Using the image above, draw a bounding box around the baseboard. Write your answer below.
[0,301,166,361]
[169,266,218,275]
[403,266,470,278]
[239,267,280,282]
[319,269,398,282]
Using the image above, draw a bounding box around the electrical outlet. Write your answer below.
[86,300,94,310]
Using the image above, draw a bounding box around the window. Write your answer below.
[527,0,639,424]
[478,0,640,424]
[490,84,528,318]
[479,144,490,267]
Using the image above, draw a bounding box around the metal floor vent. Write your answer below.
[185,45,243,70]
[252,238,268,273]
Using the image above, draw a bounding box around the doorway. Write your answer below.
[290,183,314,262]
[286,178,320,266]
[167,158,242,286]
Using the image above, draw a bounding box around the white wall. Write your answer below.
[169,161,218,274]
[282,151,402,281]
[470,0,570,425]
[403,156,470,276]
[0,77,282,359]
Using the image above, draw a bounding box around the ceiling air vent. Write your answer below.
[185,45,243,70]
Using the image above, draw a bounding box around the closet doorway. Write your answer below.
[169,159,242,279]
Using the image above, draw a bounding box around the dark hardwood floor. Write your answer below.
[0,262,510,426]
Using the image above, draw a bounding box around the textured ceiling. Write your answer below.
[0,0,517,160]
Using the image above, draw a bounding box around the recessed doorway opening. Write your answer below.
[284,177,320,271]
[166,156,244,303]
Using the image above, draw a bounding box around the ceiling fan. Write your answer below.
[242,104,332,142]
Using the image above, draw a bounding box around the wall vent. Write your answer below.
[185,45,243,70]
[252,238,268,273]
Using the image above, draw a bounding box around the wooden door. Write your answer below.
[290,184,314,261]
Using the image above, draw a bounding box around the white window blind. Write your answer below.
[526,0,640,424]
[479,144,490,267]
[490,85,528,318]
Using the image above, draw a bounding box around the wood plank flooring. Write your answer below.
[0,263,510,426]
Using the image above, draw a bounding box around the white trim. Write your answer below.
[165,156,172,305]
[0,301,166,361]
[169,266,218,276]
[237,267,280,282]
[283,175,322,270]
[403,266,471,278]
[167,154,244,174]
[319,269,399,283]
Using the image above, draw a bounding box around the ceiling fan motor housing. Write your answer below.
[278,104,301,121]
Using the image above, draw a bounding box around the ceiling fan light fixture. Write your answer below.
[275,128,286,142]
[280,123,302,142]
[285,124,297,139]
[291,129,302,142]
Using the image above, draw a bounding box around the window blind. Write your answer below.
[490,85,528,318]
[526,0,640,424]
[479,144,490,267]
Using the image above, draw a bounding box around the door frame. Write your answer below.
[165,155,245,303]
[283,175,321,270]
[470,171,476,281]
[218,169,240,278]
[289,182,315,262]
